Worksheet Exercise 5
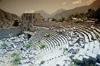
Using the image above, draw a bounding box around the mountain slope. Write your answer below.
[52,0,100,19]
[89,0,100,9]
[34,10,51,19]
[0,8,21,28]
[51,9,65,16]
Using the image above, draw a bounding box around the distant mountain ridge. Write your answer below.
[34,9,65,19]
[34,10,51,19]
[0,8,21,28]
[51,9,65,16]
[52,0,100,19]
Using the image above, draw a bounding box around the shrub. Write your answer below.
[58,42,60,46]
[26,44,31,48]
[40,44,46,49]
[33,45,37,50]
[72,59,77,64]
[39,60,45,65]
[74,20,81,23]
[12,52,17,56]
[2,42,7,46]
[3,51,7,55]
[46,33,51,37]
[96,34,99,39]
[14,57,21,62]
[91,36,94,40]
[52,18,56,21]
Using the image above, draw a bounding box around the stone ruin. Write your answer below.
[21,13,45,31]
[0,13,100,66]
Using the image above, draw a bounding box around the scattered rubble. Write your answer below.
[0,34,39,66]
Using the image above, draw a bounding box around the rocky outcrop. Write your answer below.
[0,8,21,28]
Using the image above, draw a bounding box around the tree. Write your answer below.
[88,8,92,13]
[74,13,82,18]
[62,17,65,21]
[67,14,74,20]
[52,18,56,21]
[87,9,96,18]
[95,7,100,21]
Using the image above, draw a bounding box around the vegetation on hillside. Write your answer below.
[67,7,100,21]
[52,17,65,22]
[74,20,81,23]
[0,8,20,28]
[52,7,100,22]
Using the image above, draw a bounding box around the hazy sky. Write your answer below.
[0,0,96,15]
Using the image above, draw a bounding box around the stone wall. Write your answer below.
[21,13,44,31]
[0,27,22,39]
[32,21,95,28]
[32,21,61,28]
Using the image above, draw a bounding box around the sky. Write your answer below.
[0,0,96,16]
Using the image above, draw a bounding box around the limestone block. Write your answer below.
[95,63,100,66]
[97,51,100,62]
[87,53,97,64]
[83,56,89,65]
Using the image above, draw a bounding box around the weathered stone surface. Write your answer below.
[83,56,89,65]
[6,46,14,51]
[87,53,97,64]
[95,63,100,66]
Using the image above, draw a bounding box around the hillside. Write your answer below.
[0,8,21,28]
[34,9,65,19]
[51,9,65,16]
[34,10,51,19]
[52,0,100,19]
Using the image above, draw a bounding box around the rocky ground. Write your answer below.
[0,34,39,66]
[29,25,100,66]
[0,24,100,66]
